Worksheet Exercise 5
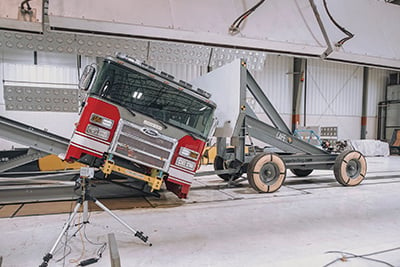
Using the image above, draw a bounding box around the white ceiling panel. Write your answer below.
[48,0,327,57]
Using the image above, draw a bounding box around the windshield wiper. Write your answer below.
[102,97,136,117]
[146,113,168,129]
[124,106,136,117]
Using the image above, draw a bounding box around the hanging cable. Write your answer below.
[229,0,266,35]
[323,0,354,47]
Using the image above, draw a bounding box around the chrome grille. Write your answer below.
[121,124,174,149]
[111,120,177,171]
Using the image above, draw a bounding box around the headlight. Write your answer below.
[86,124,110,140]
[175,157,196,171]
[90,113,114,129]
[179,147,199,160]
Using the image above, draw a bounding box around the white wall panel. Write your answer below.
[306,59,363,116]
[305,59,364,139]
[0,49,80,150]
[148,61,203,84]
[252,55,293,116]
[3,63,77,85]
[306,115,360,140]
[304,59,389,139]
[367,68,388,117]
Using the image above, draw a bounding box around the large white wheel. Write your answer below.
[334,150,367,186]
[247,153,286,193]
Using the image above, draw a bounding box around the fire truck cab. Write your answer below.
[64,53,217,198]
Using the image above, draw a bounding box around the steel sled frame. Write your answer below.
[196,60,367,193]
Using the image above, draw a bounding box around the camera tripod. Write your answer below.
[40,167,152,267]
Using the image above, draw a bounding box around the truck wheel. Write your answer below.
[214,155,241,181]
[247,153,286,193]
[334,150,367,186]
[290,169,313,177]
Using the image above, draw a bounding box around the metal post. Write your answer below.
[361,67,369,139]
[309,0,333,58]
[303,60,308,127]
[234,59,248,163]
[292,58,306,132]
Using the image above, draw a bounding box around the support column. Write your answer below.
[292,58,306,132]
[361,67,369,139]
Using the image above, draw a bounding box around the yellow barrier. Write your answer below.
[38,154,85,171]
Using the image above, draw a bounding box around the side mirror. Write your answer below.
[207,117,219,140]
[78,65,96,91]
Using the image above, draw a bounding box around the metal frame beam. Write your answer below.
[291,58,306,132]
[245,68,292,134]
[226,59,335,173]
[0,116,69,156]
[361,67,369,139]
[0,148,46,172]
[245,115,329,156]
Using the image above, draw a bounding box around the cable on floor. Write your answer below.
[323,246,400,267]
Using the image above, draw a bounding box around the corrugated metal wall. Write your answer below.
[368,68,388,117]
[0,47,391,146]
[148,61,204,83]
[305,59,363,139]
[3,63,77,85]
[306,59,363,117]
[252,55,293,116]
[304,59,388,139]
[0,50,81,146]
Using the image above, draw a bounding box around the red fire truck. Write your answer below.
[64,53,217,198]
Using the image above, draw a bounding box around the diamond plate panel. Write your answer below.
[148,42,211,66]
[4,85,79,112]
[0,24,148,59]
[210,47,267,71]
[0,25,267,69]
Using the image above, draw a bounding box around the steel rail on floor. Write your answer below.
[0,115,70,172]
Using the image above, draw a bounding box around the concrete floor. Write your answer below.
[1,156,400,267]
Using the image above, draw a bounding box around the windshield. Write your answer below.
[89,61,215,140]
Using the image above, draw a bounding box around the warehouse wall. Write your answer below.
[366,68,388,139]
[304,59,388,140]
[0,48,81,149]
[149,55,294,128]
[251,54,293,127]
[0,47,390,151]
[148,61,204,84]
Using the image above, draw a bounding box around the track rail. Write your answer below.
[0,115,70,156]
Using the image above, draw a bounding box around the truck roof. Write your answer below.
[105,53,217,108]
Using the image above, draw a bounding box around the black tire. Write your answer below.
[290,169,314,177]
[213,155,241,181]
[247,153,286,193]
[334,150,367,186]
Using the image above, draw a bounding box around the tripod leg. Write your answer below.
[93,199,152,246]
[40,201,82,267]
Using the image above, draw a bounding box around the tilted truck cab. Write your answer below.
[64,53,216,198]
